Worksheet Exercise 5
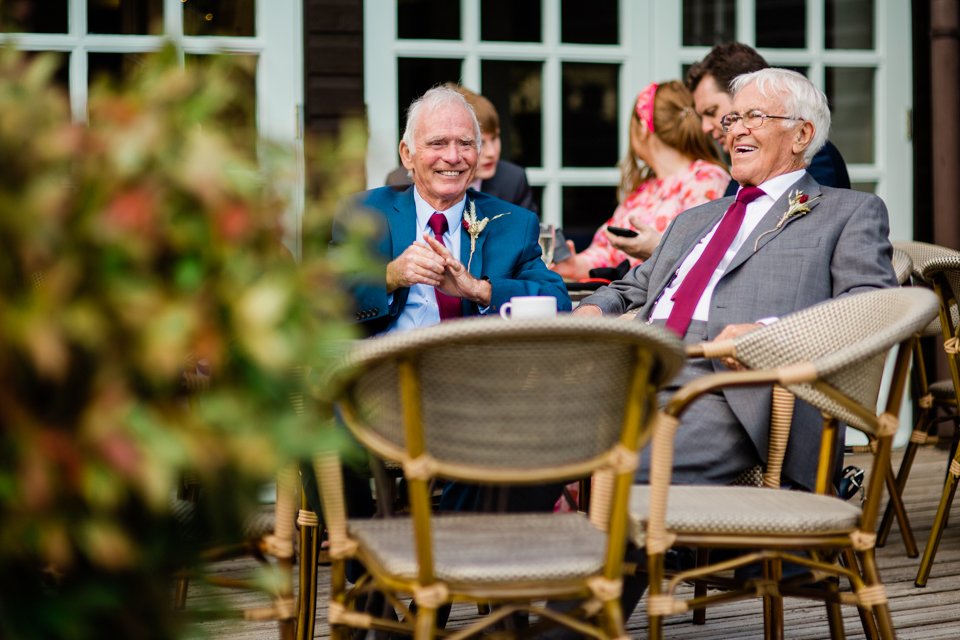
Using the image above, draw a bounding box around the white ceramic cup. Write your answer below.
[499,296,557,320]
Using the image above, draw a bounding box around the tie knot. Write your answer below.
[428,212,448,238]
[736,186,765,205]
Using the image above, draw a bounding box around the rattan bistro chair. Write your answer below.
[630,287,938,640]
[317,316,683,639]
[913,254,960,586]
[878,242,960,555]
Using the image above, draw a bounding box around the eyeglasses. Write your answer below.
[720,110,804,133]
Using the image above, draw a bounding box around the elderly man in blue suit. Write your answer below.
[335,86,569,520]
[346,85,569,336]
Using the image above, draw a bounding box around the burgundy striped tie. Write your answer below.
[665,186,765,336]
[427,212,463,320]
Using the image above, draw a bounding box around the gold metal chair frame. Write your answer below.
[912,254,960,586]
[318,317,684,639]
[876,242,960,564]
[633,287,939,640]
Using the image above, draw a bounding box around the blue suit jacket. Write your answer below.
[343,186,570,334]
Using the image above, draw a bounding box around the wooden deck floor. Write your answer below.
[188,446,960,639]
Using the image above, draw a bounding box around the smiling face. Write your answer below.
[728,81,813,186]
[692,74,734,152]
[399,101,479,211]
[476,131,501,181]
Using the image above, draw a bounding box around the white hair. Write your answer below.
[729,68,830,165]
[401,85,482,155]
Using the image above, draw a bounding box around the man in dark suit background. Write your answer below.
[385,83,538,213]
[688,42,852,196]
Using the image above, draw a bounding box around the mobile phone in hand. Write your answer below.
[606,225,639,238]
[553,228,572,262]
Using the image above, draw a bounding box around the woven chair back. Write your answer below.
[921,256,960,336]
[891,247,913,286]
[731,288,939,435]
[894,242,960,336]
[341,317,684,482]
[893,241,960,285]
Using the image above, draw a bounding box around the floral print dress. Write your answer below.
[577,159,730,271]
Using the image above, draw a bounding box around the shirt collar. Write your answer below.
[741,168,807,204]
[412,188,468,235]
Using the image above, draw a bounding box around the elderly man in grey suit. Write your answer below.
[574,67,897,494]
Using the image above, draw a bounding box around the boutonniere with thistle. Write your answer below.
[461,200,510,270]
[753,189,822,251]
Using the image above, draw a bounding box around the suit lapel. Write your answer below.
[463,195,486,279]
[726,173,822,273]
[390,188,418,259]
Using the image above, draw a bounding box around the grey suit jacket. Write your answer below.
[583,172,898,489]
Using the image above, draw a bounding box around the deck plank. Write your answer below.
[189,446,960,638]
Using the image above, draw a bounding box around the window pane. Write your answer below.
[2,1,67,32]
[481,60,542,168]
[562,186,619,251]
[756,0,805,48]
[186,54,258,132]
[562,63,619,168]
[825,66,874,164]
[398,0,459,40]
[562,0,617,44]
[826,0,874,49]
[88,0,163,35]
[397,58,463,139]
[851,182,876,193]
[183,0,254,37]
[88,52,150,90]
[480,0,540,42]
[682,0,735,47]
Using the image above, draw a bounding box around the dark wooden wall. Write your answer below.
[303,0,365,138]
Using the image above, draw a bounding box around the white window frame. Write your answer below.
[365,0,910,243]
[0,0,305,256]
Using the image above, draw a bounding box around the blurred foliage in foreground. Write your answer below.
[0,45,370,638]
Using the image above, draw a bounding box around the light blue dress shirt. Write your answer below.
[386,188,466,333]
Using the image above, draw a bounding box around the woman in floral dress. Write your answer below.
[553,80,729,280]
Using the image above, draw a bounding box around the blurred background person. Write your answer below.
[687,42,850,196]
[552,81,729,281]
[386,83,537,213]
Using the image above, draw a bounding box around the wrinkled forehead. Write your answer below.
[731,82,786,114]
[414,102,477,142]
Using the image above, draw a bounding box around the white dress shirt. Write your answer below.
[386,188,466,333]
[649,169,807,323]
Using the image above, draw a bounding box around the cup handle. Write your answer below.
[499,302,512,319]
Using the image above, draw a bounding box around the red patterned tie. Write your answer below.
[664,186,765,336]
[427,212,463,320]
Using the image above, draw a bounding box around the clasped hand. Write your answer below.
[386,234,491,305]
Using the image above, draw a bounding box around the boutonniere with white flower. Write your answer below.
[461,200,510,270]
[753,189,821,251]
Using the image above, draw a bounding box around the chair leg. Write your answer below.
[601,596,626,639]
[841,549,880,640]
[823,578,846,640]
[881,457,918,556]
[877,431,923,547]
[647,552,665,640]
[916,447,960,586]
[174,573,190,610]
[297,512,320,640]
[761,558,783,640]
[858,551,895,640]
[414,606,437,640]
[692,548,709,625]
